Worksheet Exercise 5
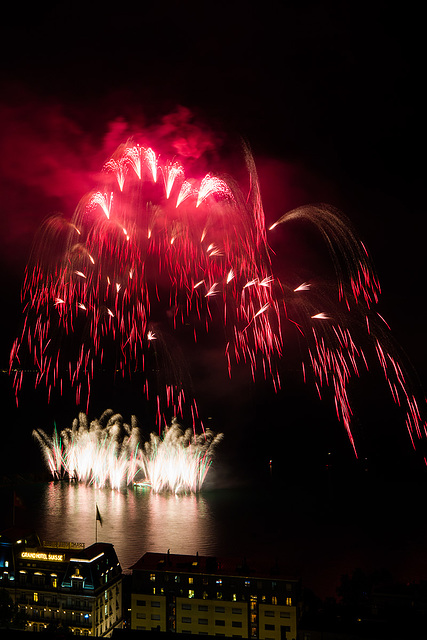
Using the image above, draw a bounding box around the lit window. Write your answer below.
[4,561,8,568]
[150,573,156,581]
[188,590,195,599]
[232,594,237,602]
[272,596,277,605]
[286,597,292,606]
[189,577,194,584]
[34,593,39,602]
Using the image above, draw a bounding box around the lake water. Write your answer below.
[2,468,427,600]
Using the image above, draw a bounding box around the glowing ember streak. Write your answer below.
[163,161,184,198]
[87,191,114,219]
[145,147,158,182]
[176,180,194,207]
[294,282,311,292]
[311,313,330,319]
[196,174,233,208]
[205,283,219,297]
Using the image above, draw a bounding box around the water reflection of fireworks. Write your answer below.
[33,410,223,493]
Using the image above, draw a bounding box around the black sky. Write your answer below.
[0,1,425,481]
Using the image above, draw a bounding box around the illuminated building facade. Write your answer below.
[0,528,123,636]
[130,552,300,640]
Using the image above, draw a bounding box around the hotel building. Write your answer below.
[130,552,300,640]
[0,528,123,636]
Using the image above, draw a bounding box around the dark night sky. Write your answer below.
[0,1,425,483]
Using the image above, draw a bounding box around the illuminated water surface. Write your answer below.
[2,477,427,600]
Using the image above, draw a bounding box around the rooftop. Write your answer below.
[131,552,298,582]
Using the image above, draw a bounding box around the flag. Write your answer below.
[96,504,103,526]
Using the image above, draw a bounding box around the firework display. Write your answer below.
[33,411,222,493]
[11,139,426,461]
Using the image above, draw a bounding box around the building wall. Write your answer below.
[131,593,167,631]
[129,553,301,638]
[12,577,94,634]
[95,580,123,636]
[258,603,296,640]
[176,596,249,636]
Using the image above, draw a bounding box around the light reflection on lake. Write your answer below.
[27,482,219,571]
[3,477,427,600]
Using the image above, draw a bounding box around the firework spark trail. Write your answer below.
[270,204,426,455]
[12,140,281,428]
[138,418,223,493]
[33,412,222,493]
[11,140,427,457]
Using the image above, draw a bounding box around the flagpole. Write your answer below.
[95,486,98,544]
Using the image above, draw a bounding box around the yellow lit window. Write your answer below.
[189,577,193,584]
[150,573,156,581]
[34,593,39,602]
[188,590,195,599]
[272,596,277,605]
[286,597,292,606]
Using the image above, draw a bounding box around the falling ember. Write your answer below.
[294,282,311,292]
[11,139,426,460]
[196,174,234,208]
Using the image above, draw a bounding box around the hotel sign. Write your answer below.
[21,551,64,562]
